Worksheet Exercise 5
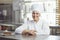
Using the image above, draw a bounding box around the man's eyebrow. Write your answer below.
[33,13,39,14]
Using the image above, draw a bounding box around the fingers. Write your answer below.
[22,30,29,35]
[30,30,36,33]
[28,31,36,36]
[22,30,36,36]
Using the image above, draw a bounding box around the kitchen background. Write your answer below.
[0,0,60,35]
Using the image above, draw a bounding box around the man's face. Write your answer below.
[32,10,40,21]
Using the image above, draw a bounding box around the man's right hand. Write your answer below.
[22,30,36,36]
[22,30,29,35]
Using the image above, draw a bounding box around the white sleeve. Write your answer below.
[15,23,28,34]
[42,21,50,35]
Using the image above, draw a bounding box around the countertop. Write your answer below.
[0,31,60,40]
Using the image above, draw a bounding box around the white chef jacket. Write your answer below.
[15,19,50,35]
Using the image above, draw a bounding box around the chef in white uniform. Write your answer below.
[15,4,50,36]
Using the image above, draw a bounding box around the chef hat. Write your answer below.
[31,3,44,13]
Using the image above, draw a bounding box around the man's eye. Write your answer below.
[36,13,39,14]
[33,13,35,14]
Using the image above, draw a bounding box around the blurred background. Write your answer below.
[0,0,60,35]
[0,0,58,25]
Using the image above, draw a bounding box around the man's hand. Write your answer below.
[22,30,29,35]
[22,30,36,36]
[28,30,36,36]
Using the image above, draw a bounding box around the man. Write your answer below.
[15,4,50,36]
